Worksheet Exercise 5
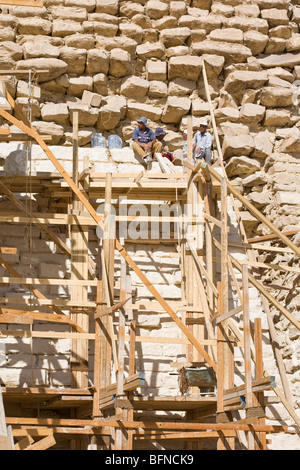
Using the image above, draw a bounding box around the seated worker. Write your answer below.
[154,127,174,162]
[193,120,212,165]
[131,117,162,164]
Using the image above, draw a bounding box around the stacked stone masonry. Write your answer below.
[0,0,299,450]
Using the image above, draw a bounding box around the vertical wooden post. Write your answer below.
[242,263,255,450]
[127,320,136,450]
[254,318,267,450]
[115,242,127,450]
[217,281,226,451]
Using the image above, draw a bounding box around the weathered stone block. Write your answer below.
[146,59,167,81]
[17,17,52,35]
[160,27,191,48]
[126,102,162,122]
[161,96,191,123]
[260,86,293,107]
[95,0,119,15]
[222,134,255,159]
[192,40,252,64]
[67,76,93,97]
[120,76,149,98]
[41,103,70,126]
[86,48,109,74]
[136,42,166,61]
[168,55,202,82]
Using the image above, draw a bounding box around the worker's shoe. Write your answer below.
[144,154,153,164]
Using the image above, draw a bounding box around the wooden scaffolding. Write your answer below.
[0,63,299,450]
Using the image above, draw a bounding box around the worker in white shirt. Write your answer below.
[193,120,212,165]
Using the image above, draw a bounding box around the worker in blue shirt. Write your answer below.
[193,120,212,165]
[132,117,162,164]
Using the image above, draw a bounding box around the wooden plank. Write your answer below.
[25,434,56,451]
[0,1,43,7]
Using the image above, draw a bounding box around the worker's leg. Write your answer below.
[204,148,212,165]
[132,141,147,158]
[152,141,162,159]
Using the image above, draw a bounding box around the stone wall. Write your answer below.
[0,0,299,449]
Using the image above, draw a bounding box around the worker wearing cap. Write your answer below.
[132,117,162,163]
[154,127,174,162]
[193,120,212,164]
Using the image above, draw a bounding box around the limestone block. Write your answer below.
[247,191,271,208]
[126,102,162,122]
[17,81,41,101]
[120,76,149,98]
[131,13,153,29]
[63,127,96,146]
[161,96,191,124]
[256,0,289,9]
[166,45,190,58]
[103,95,127,119]
[109,48,134,77]
[269,25,292,40]
[243,30,269,55]
[16,57,68,82]
[0,27,15,42]
[168,55,202,82]
[0,14,16,28]
[95,0,119,15]
[258,52,300,69]
[93,73,109,95]
[88,12,119,25]
[86,49,109,74]
[159,27,191,48]
[136,42,166,61]
[242,171,267,187]
[276,192,300,206]
[224,70,268,102]
[59,46,87,75]
[17,17,52,35]
[67,76,93,97]
[9,5,48,17]
[267,67,294,83]
[202,54,225,77]
[52,19,84,37]
[191,0,211,8]
[192,40,252,64]
[31,121,65,145]
[82,90,102,107]
[222,134,255,159]
[49,6,88,22]
[208,27,243,44]
[168,78,196,96]
[148,80,168,98]
[96,104,121,130]
[224,17,269,34]
[260,86,293,107]
[68,102,99,126]
[170,1,186,18]
[264,37,286,55]
[66,0,96,11]
[260,8,289,28]
[292,6,300,25]
[95,36,137,56]
[252,131,274,159]
[240,103,265,124]
[65,33,95,50]
[146,59,167,81]
[119,2,145,18]
[191,99,210,116]
[211,3,234,17]
[91,21,118,37]
[214,106,240,123]
[23,41,60,59]
[152,16,178,31]
[109,147,137,163]
[286,35,300,53]
[0,41,22,61]
[146,1,168,19]
[226,156,261,177]
[235,4,260,17]
[279,135,300,153]
[41,103,70,126]
[119,22,143,43]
